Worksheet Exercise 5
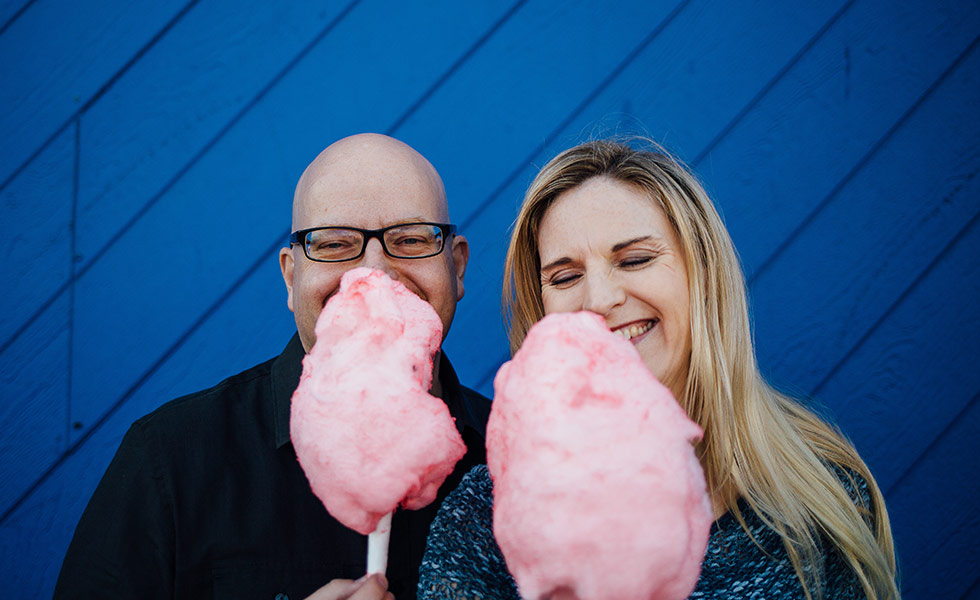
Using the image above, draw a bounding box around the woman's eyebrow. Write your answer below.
[540,256,573,274]
[541,236,657,273]
[611,235,652,252]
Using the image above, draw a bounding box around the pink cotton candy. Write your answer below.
[487,311,712,600]
[290,268,466,536]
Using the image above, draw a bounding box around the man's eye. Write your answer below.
[395,236,427,246]
[318,240,352,250]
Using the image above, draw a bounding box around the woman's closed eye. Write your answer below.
[545,271,581,288]
[619,255,653,268]
[617,247,666,269]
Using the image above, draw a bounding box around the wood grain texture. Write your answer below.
[0,122,74,517]
[0,0,187,185]
[699,0,980,277]
[0,259,292,598]
[0,122,73,345]
[75,0,356,266]
[1,0,978,596]
[68,0,516,444]
[888,389,980,599]
[0,295,69,520]
[751,33,980,399]
[441,0,852,390]
[0,0,30,33]
[817,216,980,597]
[823,212,980,492]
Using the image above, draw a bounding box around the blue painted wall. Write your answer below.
[1,1,978,596]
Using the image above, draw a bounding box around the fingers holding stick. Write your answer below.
[305,574,394,600]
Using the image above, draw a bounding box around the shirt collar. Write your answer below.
[271,333,480,449]
[272,334,305,449]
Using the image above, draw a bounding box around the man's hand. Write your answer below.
[305,574,394,600]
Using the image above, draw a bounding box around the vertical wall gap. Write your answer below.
[67,117,80,449]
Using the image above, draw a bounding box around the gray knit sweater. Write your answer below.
[419,465,869,599]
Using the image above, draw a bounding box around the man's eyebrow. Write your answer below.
[612,235,652,252]
[540,256,573,274]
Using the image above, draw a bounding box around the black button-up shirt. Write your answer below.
[54,335,491,599]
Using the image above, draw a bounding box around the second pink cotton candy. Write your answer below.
[487,311,712,600]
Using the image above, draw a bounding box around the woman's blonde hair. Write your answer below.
[503,139,899,599]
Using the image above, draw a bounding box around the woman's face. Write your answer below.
[537,176,692,397]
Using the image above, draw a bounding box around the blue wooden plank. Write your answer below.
[426,0,852,391]
[68,0,518,444]
[442,0,980,396]
[0,256,296,597]
[816,209,980,493]
[0,123,73,345]
[4,2,976,596]
[0,0,187,186]
[0,295,69,519]
[798,212,980,596]
[751,36,980,400]
[696,0,980,277]
[74,0,358,267]
[397,0,691,213]
[887,393,980,598]
[0,0,30,33]
[0,122,73,519]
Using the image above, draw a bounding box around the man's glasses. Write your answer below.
[289,222,456,263]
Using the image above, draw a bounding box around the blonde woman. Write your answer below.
[418,140,899,599]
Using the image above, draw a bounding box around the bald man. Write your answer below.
[55,135,492,600]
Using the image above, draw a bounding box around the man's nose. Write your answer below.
[360,237,400,279]
[582,272,625,316]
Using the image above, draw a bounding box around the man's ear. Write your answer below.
[279,246,295,313]
[451,234,469,301]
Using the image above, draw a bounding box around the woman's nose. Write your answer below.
[582,272,625,316]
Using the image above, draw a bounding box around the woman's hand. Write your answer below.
[305,574,394,600]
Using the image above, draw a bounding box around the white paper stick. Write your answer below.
[367,511,393,574]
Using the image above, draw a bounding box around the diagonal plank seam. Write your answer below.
[0,233,286,526]
[691,0,855,167]
[809,203,980,400]
[883,389,980,499]
[0,0,526,528]
[0,0,203,195]
[388,0,529,135]
[476,31,980,395]
[460,0,692,232]
[747,32,980,286]
[958,572,980,599]
[0,0,361,358]
[471,0,857,391]
[0,0,37,38]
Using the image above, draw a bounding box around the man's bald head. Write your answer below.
[280,133,468,352]
[292,133,448,230]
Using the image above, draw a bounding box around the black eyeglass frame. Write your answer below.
[288,222,457,263]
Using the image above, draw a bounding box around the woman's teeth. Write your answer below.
[615,321,654,341]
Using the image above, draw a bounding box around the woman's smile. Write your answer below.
[611,319,656,342]
[537,176,692,398]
